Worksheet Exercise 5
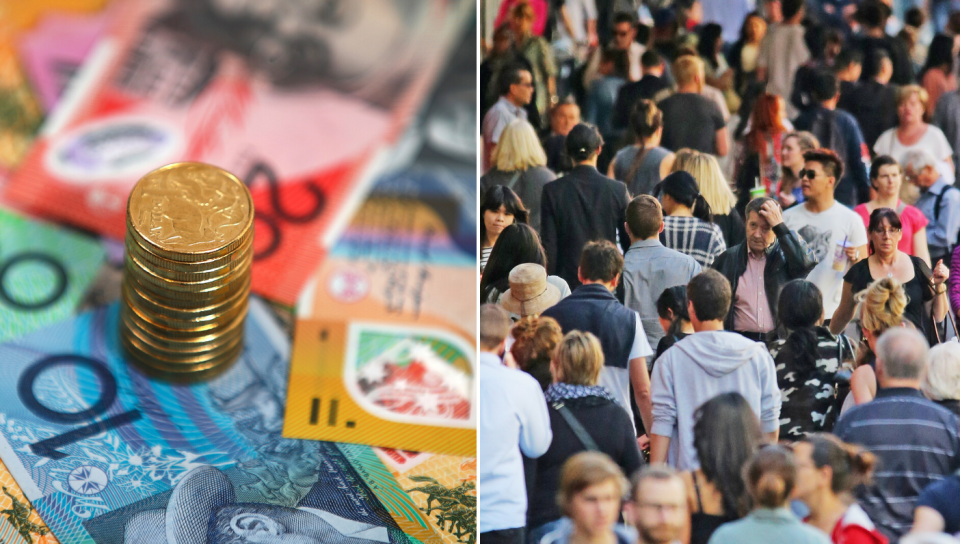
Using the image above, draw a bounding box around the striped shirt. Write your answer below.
[834,387,960,541]
[659,216,726,268]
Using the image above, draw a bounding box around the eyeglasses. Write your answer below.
[614,30,631,37]
[514,81,534,88]
[799,169,819,180]
[637,502,683,513]
[871,227,902,237]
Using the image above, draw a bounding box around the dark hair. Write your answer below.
[613,11,638,27]
[601,47,630,80]
[744,196,779,220]
[656,285,690,339]
[905,6,925,28]
[660,171,713,223]
[641,50,663,68]
[636,23,651,46]
[801,434,877,494]
[694,393,763,518]
[921,34,955,80]
[805,25,827,62]
[565,123,604,163]
[810,70,840,102]
[498,64,530,97]
[867,207,903,254]
[480,185,529,246]
[480,223,545,303]
[855,0,889,28]
[864,48,891,79]
[833,48,864,72]
[687,269,732,322]
[869,155,899,186]
[697,23,724,68]
[803,148,845,181]
[622,100,663,186]
[626,195,663,240]
[579,240,623,283]
[745,446,796,508]
[776,280,824,373]
[738,12,764,43]
[782,0,804,20]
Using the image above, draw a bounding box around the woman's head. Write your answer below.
[552,330,605,385]
[781,131,819,171]
[494,119,548,172]
[792,434,876,504]
[509,1,535,35]
[566,123,604,163]
[480,223,545,300]
[656,285,689,338]
[740,12,766,44]
[857,277,907,349]
[867,207,903,256]
[629,99,663,143]
[697,23,723,65]
[694,392,763,517]
[870,155,902,196]
[747,94,786,150]
[480,185,528,246]
[673,152,736,215]
[923,34,955,74]
[896,85,929,126]
[557,452,629,538]
[660,170,713,222]
[670,148,700,173]
[778,280,823,330]
[510,315,563,385]
[744,446,796,509]
[923,342,960,402]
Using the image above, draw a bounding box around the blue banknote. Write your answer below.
[0,298,458,544]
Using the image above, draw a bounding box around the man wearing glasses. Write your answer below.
[482,65,534,172]
[624,465,688,544]
[782,148,869,323]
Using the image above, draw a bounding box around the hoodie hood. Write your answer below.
[674,331,768,377]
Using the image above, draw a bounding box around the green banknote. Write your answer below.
[0,208,105,342]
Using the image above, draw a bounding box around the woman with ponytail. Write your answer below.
[654,285,694,361]
[658,170,727,267]
[793,435,887,544]
[709,446,832,544]
[767,280,855,438]
[609,99,674,197]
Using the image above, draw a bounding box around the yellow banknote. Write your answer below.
[0,457,59,544]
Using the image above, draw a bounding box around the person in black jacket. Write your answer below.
[711,197,818,339]
[525,330,643,544]
[540,123,630,290]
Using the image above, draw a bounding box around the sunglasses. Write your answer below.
[799,169,819,180]
[614,30,631,37]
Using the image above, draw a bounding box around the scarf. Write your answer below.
[544,382,617,404]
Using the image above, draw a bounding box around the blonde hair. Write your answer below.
[675,151,736,215]
[494,119,548,172]
[923,343,960,401]
[855,277,907,368]
[557,452,629,516]
[896,84,929,109]
[672,55,705,89]
[553,330,604,385]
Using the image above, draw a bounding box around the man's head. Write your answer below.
[855,0,889,30]
[833,48,863,82]
[627,466,687,544]
[672,55,705,92]
[491,24,513,55]
[866,49,893,84]
[781,0,804,22]
[902,149,940,189]
[626,195,664,242]
[599,47,630,79]
[641,50,665,77]
[550,98,581,137]
[875,327,929,388]
[578,240,623,290]
[558,452,629,539]
[744,197,779,255]
[499,65,534,106]
[686,269,732,329]
[801,148,844,201]
[810,70,840,106]
[611,12,638,50]
[479,304,511,354]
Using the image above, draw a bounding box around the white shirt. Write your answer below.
[482,97,528,171]
[783,202,868,317]
[556,0,597,44]
[599,315,653,429]
[873,125,955,184]
[478,351,552,533]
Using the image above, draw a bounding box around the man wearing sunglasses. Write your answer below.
[584,12,643,89]
[783,149,869,323]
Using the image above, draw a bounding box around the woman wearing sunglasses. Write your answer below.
[830,208,949,336]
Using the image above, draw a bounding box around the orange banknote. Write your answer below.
[0,457,59,544]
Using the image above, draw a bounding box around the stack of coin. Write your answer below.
[120,162,254,375]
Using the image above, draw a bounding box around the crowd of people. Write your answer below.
[478,0,960,542]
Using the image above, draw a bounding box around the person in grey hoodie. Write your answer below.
[649,269,781,470]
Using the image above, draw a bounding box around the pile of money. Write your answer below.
[120,162,254,375]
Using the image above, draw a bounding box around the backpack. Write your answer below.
[933,184,960,257]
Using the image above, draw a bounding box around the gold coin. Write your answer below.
[124,262,248,302]
[122,295,247,340]
[123,277,251,319]
[124,250,251,293]
[121,310,245,355]
[123,335,244,375]
[125,231,252,278]
[122,282,248,327]
[126,162,253,262]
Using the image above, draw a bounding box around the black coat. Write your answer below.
[541,165,630,289]
[711,223,818,331]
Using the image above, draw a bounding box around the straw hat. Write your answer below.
[500,263,562,316]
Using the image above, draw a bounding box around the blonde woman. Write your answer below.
[672,150,745,247]
[841,277,907,413]
[480,118,557,232]
[526,331,642,544]
[922,343,960,417]
[873,85,954,183]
